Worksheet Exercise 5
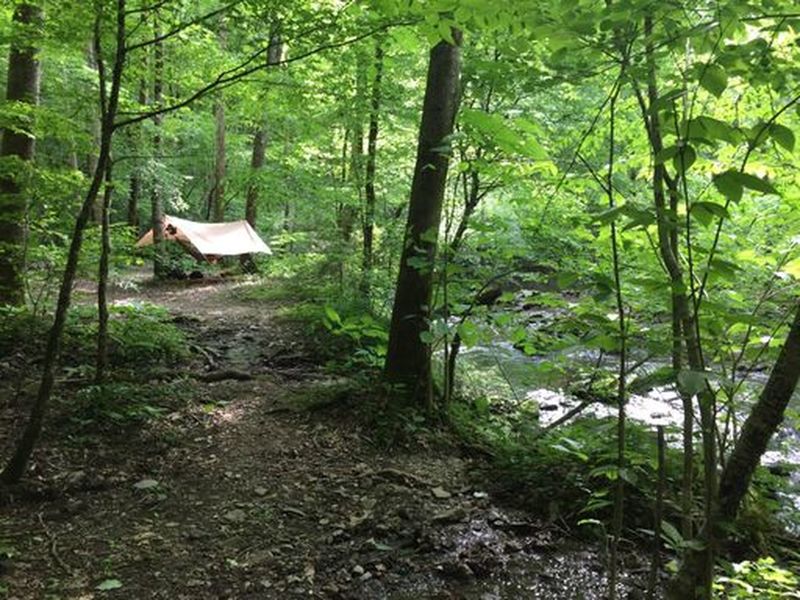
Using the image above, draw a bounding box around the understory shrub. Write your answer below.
[0,302,186,368]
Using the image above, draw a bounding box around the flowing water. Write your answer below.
[457,331,800,528]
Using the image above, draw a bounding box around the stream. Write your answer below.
[456,331,800,530]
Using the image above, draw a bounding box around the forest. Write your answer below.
[1,0,800,598]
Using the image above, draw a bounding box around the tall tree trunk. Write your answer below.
[638,17,717,596]
[335,129,356,241]
[343,51,366,246]
[241,27,281,270]
[239,128,265,272]
[127,80,147,229]
[245,129,266,228]
[95,161,114,384]
[0,2,42,306]
[384,31,462,402]
[669,300,800,598]
[150,12,166,278]
[445,168,483,396]
[361,39,384,291]
[669,179,694,541]
[128,165,141,229]
[210,24,227,223]
[1,0,127,485]
[211,96,226,221]
[87,41,103,223]
[606,77,627,600]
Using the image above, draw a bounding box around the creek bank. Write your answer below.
[456,289,800,529]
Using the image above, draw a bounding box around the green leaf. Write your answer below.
[661,520,684,548]
[691,201,729,226]
[591,205,626,225]
[437,21,455,45]
[736,172,777,195]
[709,258,741,280]
[692,201,728,219]
[96,579,123,591]
[419,330,435,344]
[651,88,685,112]
[457,320,479,346]
[677,370,708,396]
[713,170,743,203]
[655,145,678,165]
[690,116,740,145]
[770,123,795,151]
[324,306,341,326]
[700,63,727,97]
[461,109,546,159]
[621,206,655,231]
[672,145,696,173]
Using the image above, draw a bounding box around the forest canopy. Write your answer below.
[1,1,800,598]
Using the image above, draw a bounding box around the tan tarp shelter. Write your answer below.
[136,215,272,261]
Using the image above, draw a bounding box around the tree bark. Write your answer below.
[127,80,148,230]
[210,96,226,222]
[384,31,462,402]
[128,165,141,229]
[87,41,103,223]
[361,39,383,290]
[1,0,127,485]
[210,23,227,223]
[639,16,716,595]
[95,161,114,384]
[245,129,266,227]
[0,2,42,306]
[669,300,800,598]
[150,12,166,278]
[239,128,265,272]
[342,51,366,245]
[241,27,281,270]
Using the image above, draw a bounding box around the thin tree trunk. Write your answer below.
[240,129,265,272]
[665,172,694,539]
[127,80,147,229]
[241,27,281,270]
[87,41,103,223]
[606,76,626,600]
[211,96,226,222]
[361,39,383,291]
[384,31,462,402]
[335,128,356,242]
[639,17,716,595]
[210,24,227,223]
[245,129,266,228]
[95,161,114,384]
[1,0,127,485]
[345,51,366,247]
[669,300,800,598]
[128,167,141,229]
[647,426,666,599]
[0,2,42,306]
[150,12,166,278]
[445,166,485,395]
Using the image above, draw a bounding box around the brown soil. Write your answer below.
[1,277,651,599]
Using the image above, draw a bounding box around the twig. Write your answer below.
[37,512,74,575]
[536,400,594,436]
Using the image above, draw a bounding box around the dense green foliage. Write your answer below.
[3,0,800,597]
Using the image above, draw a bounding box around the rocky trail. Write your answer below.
[1,279,652,599]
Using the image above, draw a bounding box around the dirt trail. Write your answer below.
[2,279,650,599]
